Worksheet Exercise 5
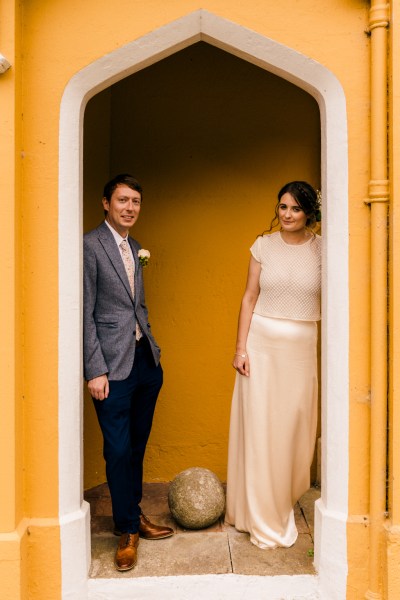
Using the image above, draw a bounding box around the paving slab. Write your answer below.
[84,482,109,500]
[298,487,320,538]
[227,525,315,576]
[87,483,318,579]
[91,515,115,535]
[90,531,232,578]
[294,502,309,534]
[141,482,170,514]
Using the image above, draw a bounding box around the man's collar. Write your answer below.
[104,219,128,245]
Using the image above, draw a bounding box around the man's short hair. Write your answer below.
[103,174,143,202]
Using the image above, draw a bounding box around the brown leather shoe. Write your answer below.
[138,514,174,540]
[114,532,139,571]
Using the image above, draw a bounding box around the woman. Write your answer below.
[225,181,321,549]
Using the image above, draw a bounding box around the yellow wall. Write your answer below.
[0,0,379,597]
[83,42,321,488]
[388,0,400,597]
[3,0,63,595]
[0,1,29,599]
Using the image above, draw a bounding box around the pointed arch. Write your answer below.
[58,10,348,598]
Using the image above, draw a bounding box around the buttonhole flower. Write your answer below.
[138,249,150,267]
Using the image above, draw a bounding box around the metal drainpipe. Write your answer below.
[365,3,390,599]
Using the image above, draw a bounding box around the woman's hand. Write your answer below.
[232,352,250,377]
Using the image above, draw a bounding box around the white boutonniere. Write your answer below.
[138,249,150,267]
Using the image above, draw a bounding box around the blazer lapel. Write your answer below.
[97,223,134,303]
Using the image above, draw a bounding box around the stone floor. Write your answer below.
[85,483,320,579]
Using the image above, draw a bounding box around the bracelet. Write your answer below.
[235,352,247,358]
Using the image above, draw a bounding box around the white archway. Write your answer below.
[58,10,349,599]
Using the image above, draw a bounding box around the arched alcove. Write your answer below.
[82,41,322,490]
[58,10,348,599]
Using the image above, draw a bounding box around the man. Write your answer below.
[83,174,173,572]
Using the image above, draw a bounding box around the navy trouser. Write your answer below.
[93,339,163,533]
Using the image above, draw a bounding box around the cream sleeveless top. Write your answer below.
[251,231,321,322]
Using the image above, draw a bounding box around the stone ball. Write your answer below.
[168,467,225,530]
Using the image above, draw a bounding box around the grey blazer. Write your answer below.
[83,221,161,381]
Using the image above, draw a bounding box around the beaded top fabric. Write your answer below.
[251,231,321,321]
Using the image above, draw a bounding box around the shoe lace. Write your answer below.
[121,533,135,548]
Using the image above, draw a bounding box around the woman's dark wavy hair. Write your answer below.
[264,181,321,234]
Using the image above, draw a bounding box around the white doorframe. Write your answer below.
[58,10,349,599]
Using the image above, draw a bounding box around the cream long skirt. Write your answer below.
[225,313,318,549]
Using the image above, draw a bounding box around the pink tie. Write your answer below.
[120,239,142,340]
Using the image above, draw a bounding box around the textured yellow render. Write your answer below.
[0,2,30,599]
[387,0,400,598]
[2,0,400,598]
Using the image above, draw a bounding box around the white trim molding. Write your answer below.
[88,574,320,599]
[59,9,349,599]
